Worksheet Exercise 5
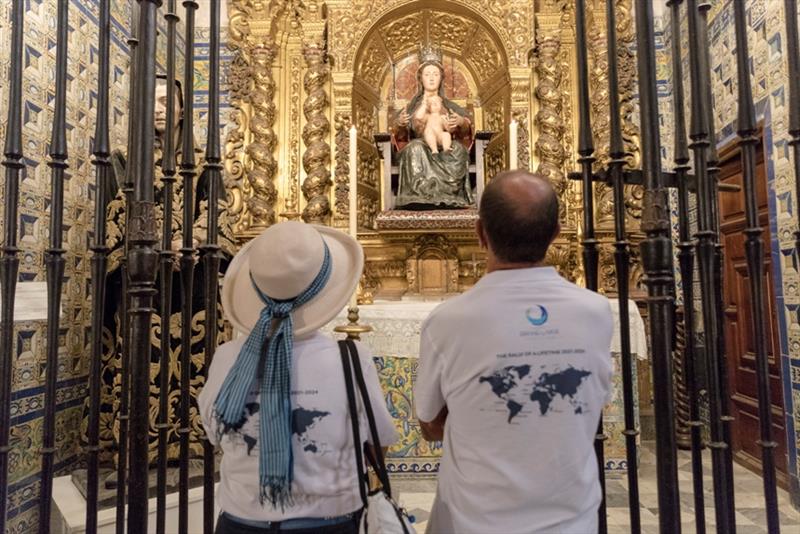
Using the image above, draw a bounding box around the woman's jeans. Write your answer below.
[214,510,362,534]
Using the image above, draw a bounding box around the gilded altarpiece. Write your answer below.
[225,0,641,294]
[225,0,643,474]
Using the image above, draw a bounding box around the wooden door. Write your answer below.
[718,139,788,484]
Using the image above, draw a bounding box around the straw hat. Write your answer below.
[222,221,363,337]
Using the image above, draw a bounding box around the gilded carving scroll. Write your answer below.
[586,0,610,170]
[615,0,643,222]
[328,0,534,73]
[533,33,567,194]
[512,109,531,171]
[333,112,352,228]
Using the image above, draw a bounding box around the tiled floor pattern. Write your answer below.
[393,443,800,533]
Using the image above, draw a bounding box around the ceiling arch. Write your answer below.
[352,4,508,93]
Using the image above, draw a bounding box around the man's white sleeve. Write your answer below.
[414,324,445,423]
[355,342,400,447]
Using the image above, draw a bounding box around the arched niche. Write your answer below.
[351,2,512,134]
[346,2,514,227]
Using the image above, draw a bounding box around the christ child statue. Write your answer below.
[418,95,452,154]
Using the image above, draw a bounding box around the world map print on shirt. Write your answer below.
[223,402,331,456]
[479,364,592,422]
[291,407,330,454]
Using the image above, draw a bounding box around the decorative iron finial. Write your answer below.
[418,44,443,67]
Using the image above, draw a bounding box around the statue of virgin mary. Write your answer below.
[391,45,474,209]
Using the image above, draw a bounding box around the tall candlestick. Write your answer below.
[509,119,518,170]
[349,125,357,237]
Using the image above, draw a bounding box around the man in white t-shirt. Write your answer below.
[414,171,613,534]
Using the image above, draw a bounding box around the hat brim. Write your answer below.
[222,225,364,338]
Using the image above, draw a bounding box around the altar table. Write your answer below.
[323,298,648,478]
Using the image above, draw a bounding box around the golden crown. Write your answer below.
[418,44,443,65]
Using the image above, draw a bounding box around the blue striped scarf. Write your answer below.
[213,242,332,507]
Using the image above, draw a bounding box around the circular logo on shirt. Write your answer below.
[525,305,549,326]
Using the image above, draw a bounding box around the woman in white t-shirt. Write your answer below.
[199,222,397,534]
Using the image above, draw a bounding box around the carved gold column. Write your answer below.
[301,43,332,224]
[246,42,279,228]
[532,7,582,285]
[281,45,304,221]
[533,32,567,192]
[226,0,286,238]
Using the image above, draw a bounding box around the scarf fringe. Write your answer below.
[260,477,294,510]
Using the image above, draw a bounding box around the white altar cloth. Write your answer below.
[326,298,647,361]
[323,298,648,475]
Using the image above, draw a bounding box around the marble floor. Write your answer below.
[393,442,800,533]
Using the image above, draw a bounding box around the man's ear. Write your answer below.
[476,219,487,249]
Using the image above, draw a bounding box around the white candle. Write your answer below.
[509,119,518,170]
[348,125,358,308]
[349,125,358,238]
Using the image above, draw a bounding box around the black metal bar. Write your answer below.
[787,0,800,261]
[687,2,735,532]
[0,1,25,532]
[698,5,738,528]
[634,1,682,532]
[732,3,781,531]
[127,1,162,532]
[574,0,599,292]
[40,1,70,530]
[116,5,140,531]
[668,2,706,532]
[86,1,112,532]
[574,2,605,533]
[201,2,222,531]
[574,0,598,291]
[156,2,180,532]
[179,2,199,532]
[605,3,640,532]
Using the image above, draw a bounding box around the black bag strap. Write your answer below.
[339,340,368,508]
[344,340,411,534]
[344,339,393,497]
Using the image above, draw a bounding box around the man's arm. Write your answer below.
[419,405,448,442]
[414,323,447,440]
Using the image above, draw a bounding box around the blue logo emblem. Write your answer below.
[526,305,548,326]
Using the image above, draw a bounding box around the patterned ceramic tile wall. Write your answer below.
[192,4,233,155]
[0,1,185,530]
[658,0,800,503]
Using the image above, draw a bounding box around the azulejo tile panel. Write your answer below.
[375,356,443,477]
[0,1,186,531]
